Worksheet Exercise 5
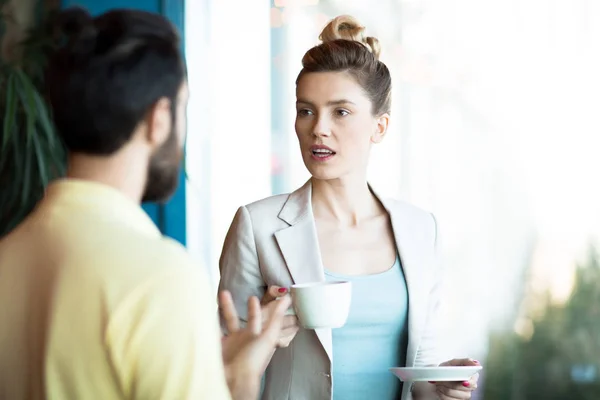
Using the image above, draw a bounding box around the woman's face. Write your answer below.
[295,71,389,182]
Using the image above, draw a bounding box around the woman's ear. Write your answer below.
[371,113,389,144]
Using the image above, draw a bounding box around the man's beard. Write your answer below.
[141,128,183,204]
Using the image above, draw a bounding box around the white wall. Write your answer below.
[185,0,272,288]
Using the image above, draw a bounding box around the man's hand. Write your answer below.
[260,286,299,348]
[219,290,291,400]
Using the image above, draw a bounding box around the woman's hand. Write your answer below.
[261,285,300,348]
[428,358,480,399]
[219,290,291,400]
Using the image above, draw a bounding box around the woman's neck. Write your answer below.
[310,176,383,226]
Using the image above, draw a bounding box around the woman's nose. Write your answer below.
[312,118,331,137]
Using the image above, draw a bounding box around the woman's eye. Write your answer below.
[336,109,350,117]
[297,109,313,116]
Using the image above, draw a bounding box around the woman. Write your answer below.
[218,15,480,400]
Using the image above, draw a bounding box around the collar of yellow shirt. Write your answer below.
[44,178,161,238]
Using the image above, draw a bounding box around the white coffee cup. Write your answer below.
[289,281,352,329]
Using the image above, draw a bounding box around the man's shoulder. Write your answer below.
[144,235,194,264]
[92,229,206,299]
[124,234,203,282]
[105,234,212,320]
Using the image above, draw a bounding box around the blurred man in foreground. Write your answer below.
[0,7,285,400]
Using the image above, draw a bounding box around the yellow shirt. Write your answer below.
[0,179,231,400]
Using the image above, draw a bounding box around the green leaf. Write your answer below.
[14,69,37,147]
[32,129,49,186]
[0,3,65,238]
[49,145,67,178]
[8,123,24,207]
[32,85,57,150]
[20,137,33,207]
[2,72,17,151]
[15,68,60,154]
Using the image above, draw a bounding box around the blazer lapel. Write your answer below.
[374,187,430,368]
[274,180,333,362]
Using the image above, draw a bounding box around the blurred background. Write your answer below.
[2,0,600,398]
[185,1,600,398]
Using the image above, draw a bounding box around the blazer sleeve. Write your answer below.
[218,206,266,330]
[414,213,445,367]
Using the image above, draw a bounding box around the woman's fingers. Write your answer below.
[261,285,288,305]
[435,384,472,399]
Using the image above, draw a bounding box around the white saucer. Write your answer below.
[389,366,482,382]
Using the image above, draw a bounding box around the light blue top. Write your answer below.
[325,255,409,400]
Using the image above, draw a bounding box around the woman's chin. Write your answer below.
[307,170,342,181]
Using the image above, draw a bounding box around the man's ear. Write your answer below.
[145,97,172,148]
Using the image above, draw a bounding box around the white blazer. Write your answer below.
[219,180,444,400]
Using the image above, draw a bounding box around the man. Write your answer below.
[0,7,288,400]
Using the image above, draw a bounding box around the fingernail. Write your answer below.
[278,288,287,293]
[473,360,480,364]
[463,381,470,387]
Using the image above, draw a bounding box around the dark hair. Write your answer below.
[296,15,391,116]
[46,7,186,155]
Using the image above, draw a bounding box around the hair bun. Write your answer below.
[57,7,98,57]
[319,15,381,59]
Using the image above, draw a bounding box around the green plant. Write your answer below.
[0,0,66,237]
[484,246,600,400]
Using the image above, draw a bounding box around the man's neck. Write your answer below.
[67,151,147,204]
